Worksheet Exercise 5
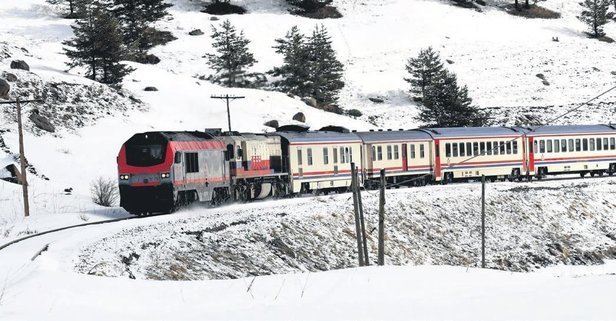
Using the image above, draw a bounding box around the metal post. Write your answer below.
[16,97,29,217]
[481,174,486,268]
[350,162,364,266]
[357,166,369,266]
[378,169,385,265]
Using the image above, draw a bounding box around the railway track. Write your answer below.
[1,174,613,253]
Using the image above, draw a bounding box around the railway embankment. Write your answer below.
[76,177,616,280]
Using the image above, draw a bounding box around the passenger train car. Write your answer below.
[117,124,616,214]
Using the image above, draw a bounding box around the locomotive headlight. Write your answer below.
[119,174,129,180]
[161,172,170,179]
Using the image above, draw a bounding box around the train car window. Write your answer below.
[554,140,560,153]
[506,141,512,154]
[297,149,303,165]
[466,143,472,156]
[185,153,199,173]
[394,145,399,159]
[349,147,353,162]
[546,140,552,153]
[575,139,581,152]
[561,139,567,152]
[596,138,602,151]
[445,143,451,158]
[569,139,575,152]
[459,143,465,157]
[175,151,182,163]
[485,142,492,155]
[237,146,242,159]
[513,141,518,154]
[604,138,609,150]
[377,146,383,160]
[410,145,416,159]
[333,147,338,164]
[533,140,538,154]
[472,142,479,156]
[493,141,499,155]
[323,148,329,165]
[453,143,459,157]
[539,140,545,153]
[307,148,313,166]
[582,139,588,151]
[611,137,616,150]
[589,138,595,151]
[420,144,425,158]
[480,142,486,155]
[372,146,376,161]
[387,145,393,160]
[340,148,346,164]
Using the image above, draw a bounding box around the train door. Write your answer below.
[402,143,408,171]
[173,150,185,185]
[528,136,535,173]
[434,139,441,180]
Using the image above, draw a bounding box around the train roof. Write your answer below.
[418,127,522,138]
[354,130,432,143]
[157,131,216,141]
[521,124,616,136]
[273,131,362,144]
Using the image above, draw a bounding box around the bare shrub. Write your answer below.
[90,177,119,207]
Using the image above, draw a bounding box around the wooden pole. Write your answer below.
[357,166,369,265]
[210,94,245,132]
[16,97,30,217]
[481,174,486,268]
[350,162,364,266]
[378,169,385,265]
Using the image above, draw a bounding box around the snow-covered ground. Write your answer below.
[2,0,616,319]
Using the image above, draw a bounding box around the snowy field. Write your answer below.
[2,0,616,319]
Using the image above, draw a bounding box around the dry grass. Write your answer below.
[507,4,561,19]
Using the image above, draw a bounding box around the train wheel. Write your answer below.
[590,172,596,177]
[598,171,604,177]
[580,172,586,178]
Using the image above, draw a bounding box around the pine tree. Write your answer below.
[304,25,344,106]
[579,0,610,38]
[63,4,133,85]
[419,70,487,127]
[47,0,90,18]
[270,26,310,97]
[111,0,172,56]
[404,47,445,101]
[205,20,257,87]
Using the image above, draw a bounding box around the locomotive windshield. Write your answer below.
[125,133,167,167]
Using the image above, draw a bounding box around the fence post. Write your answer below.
[481,175,486,268]
[357,166,369,265]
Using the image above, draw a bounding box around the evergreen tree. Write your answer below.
[404,47,445,101]
[286,0,332,11]
[205,20,257,87]
[63,4,133,85]
[270,26,310,97]
[579,0,610,38]
[304,25,344,106]
[418,70,487,127]
[111,0,172,56]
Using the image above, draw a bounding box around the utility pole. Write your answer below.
[0,97,42,218]
[356,165,369,266]
[210,94,245,132]
[481,175,486,268]
[378,169,386,265]
[350,162,364,266]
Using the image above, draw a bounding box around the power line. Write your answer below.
[211,94,245,132]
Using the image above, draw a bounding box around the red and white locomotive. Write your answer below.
[117,124,616,214]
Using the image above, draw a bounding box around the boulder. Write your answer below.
[368,97,384,103]
[188,29,204,36]
[2,72,17,82]
[347,109,363,117]
[301,96,318,107]
[210,16,220,21]
[29,109,55,133]
[292,112,306,123]
[0,78,9,99]
[264,120,279,129]
[10,60,29,71]
[144,86,158,91]
[446,59,455,64]
[138,54,160,65]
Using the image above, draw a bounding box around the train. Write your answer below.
[117,124,616,214]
